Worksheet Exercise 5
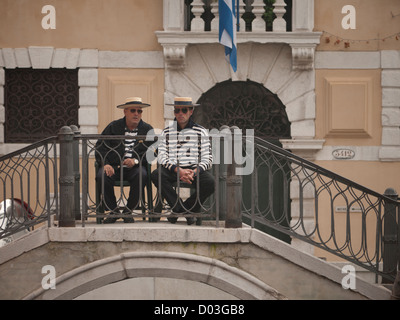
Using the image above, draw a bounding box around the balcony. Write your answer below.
[156,0,321,70]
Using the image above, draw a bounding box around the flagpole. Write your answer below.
[236,0,239,31]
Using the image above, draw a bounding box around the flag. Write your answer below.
[219,0,237,72]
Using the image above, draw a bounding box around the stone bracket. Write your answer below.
[156,32,321,71]
[162,44,187,70]
[280,139,325,160]
[289,44,316,71]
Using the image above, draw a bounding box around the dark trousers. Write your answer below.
[96,165,147,211]
[151,167,215,213]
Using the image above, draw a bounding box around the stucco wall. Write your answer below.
[0,0,163,51]
[315,0,400,51]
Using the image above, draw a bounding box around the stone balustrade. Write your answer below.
[188,0,288,33]
[157,0,321,70]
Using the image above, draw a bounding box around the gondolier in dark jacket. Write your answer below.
[95,97,153,223]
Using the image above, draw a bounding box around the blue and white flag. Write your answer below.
[219,0,237,72]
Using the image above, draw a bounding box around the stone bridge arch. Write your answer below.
[24,251,285,300]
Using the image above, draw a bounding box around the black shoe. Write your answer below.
[103,213,118,224]
[181,207,196,225]
[103,210,119,224]
[186,216,195,225]
[122,208,135,223]
[195,217,202,226]
[149,212,160,223]
[167,206,183,224]
[167,216,178,224]
[103,217,117,224]
[123,217,135,223]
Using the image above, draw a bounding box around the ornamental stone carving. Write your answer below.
[162,44,187,69]
[290,44,316,70]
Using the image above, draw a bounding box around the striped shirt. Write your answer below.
[158,119,212,173]
[124,127,138,159]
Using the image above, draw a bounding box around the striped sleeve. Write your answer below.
[157,123,213,172]
[197,124,213,172]
[157,127,177,172]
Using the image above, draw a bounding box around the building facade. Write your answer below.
[0,0,399,260]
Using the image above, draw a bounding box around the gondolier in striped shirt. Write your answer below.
[151,97,215,225]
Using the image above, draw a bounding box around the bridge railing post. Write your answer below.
[382,187,400,299]
[383,188,398,284]
[58,126,76,227]
[225,126,242,228]
[70,125,81,221]
[217,126,229,223]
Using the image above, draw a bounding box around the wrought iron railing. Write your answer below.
[243,136,400,283]
[0,126,399,283]
[0,136,58,244]
[79,133,220,226]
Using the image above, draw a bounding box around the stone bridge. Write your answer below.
[0,221,390,300]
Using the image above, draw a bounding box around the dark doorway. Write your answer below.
[194,79,290,139]
[193,79,292,243]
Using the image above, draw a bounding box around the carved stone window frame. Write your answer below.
[0,47,99,154]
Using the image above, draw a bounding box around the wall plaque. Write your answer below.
[332,148,355,160]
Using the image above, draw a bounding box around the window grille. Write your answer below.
[4,68,79,143]
[194,79,291,140]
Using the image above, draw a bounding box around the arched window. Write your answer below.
[194,79,291,141]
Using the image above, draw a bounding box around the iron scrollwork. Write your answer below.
[194,79,291,139]
[5,68,79,143]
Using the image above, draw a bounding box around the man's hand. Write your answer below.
[123,158,138,168]
[175,167,194,184]
[103,164,115,177]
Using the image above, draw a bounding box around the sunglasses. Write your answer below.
[174,107,193,114]
[128,109,143,114]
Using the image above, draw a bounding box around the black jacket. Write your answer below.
[95,118,153,168]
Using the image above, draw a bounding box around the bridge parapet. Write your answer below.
[0,222,391,300]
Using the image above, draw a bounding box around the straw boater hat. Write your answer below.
[117,97,151,109]
[166,97,200,107]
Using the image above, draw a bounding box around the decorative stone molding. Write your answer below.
[379,50,400,161]
[25,251,285,300]
[280,139,325,161]
[0,47,99,69]
[28,46,54,69]
[290,44,316,70]
[292,0,314,32]
[98,51,163,68]
[315,51,381,69]
[156,31,321,71]
[162,0,184,32]
[162,44,187,69]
